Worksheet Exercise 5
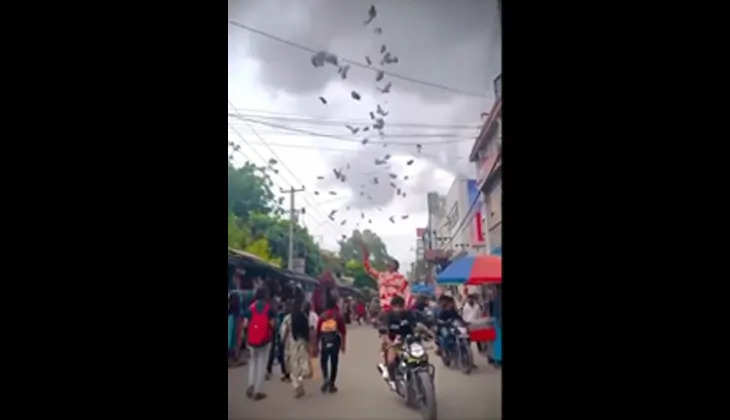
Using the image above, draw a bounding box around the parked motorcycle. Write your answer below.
[437,319,474,374]
[377,332,437,420]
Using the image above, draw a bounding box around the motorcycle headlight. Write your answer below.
[409,343,425,358]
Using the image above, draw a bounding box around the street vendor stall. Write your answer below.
[436,254,502,365]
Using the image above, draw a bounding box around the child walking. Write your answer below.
[316,297,346,393]
[281,295,312,398]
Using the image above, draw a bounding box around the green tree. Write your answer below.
[228,161,322,276]
[228,210,282,266]
[244,237,282,267]
[320,249,344,277]
[228,162,279,220]
[345,259,377,290]
[228,210,251,249]
[339,229,393,272]
[247,212,323,277]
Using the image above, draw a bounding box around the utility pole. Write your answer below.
[281,186,305,270]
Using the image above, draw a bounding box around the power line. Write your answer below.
[236,139,445,161]
[228,125,292,188]
[228,125,327,218]
[227,110,482,129]
[229,133,338,234]
[232,140,362,154]
[229,101,346,238]
[228,20,488,99]
[228,132,309,218]
[231,115,472,146]
[227,134,354,250]
[228,125,477,139]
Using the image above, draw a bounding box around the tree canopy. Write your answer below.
[228,162,279,220]
[345,258,377,290]
[228,161,321,276]
[338,229,393,272]
[337,229,395,292]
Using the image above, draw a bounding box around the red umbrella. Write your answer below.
[436,254,501,285]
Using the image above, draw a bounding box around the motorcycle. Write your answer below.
[377,332,437,420]
[437,319,474,374]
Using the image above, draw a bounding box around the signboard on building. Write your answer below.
[292,258,305,274]
[467,180,486,246]
[416,228,426,238]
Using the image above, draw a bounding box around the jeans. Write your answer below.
[320,341,340,385]
[248,343,270,394]
[267,339,288,376]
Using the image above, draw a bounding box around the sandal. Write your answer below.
[253,392,267,401]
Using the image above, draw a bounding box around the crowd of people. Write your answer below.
[229,268,370,401]
[228,242,502,404]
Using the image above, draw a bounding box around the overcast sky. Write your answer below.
[228,0,501,274]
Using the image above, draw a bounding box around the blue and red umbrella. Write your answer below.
[436,254,502,285]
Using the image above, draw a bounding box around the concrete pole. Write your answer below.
[281,186,305,270]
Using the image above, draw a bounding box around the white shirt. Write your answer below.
[462,301,482,323]
[308,311,319,329]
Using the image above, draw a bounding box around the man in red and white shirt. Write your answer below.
[360,243,413,312]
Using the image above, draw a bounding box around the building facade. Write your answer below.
[442,176,487,256]
[469,74,502,256]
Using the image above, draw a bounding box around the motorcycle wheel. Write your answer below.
[461,342,473,375]
[417,370,437,420]
[404,376,416,407]
[449,346,460,370]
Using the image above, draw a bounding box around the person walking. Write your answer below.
[343,297,352,325]
[368,297,380,326]
[355,300,366,325]
[244,286,275,401]
[312,272,337,315]
[462,293,482,324]
[461,293,483,367]
[229,279,245,366]
[228,292,236,365]
[266,299,290,382]
[304,301,318,354]
[492,285,502,367]
[280,295,312,398]
[316,297,346,393]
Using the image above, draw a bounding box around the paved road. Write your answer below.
[228,322,501,420]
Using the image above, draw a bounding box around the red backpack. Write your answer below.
[246,301,272,347]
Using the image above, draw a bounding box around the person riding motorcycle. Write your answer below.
[378,295,430,390]
[434,295,467,356]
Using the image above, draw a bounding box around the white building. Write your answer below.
[469,75,502,255]
[438,176,488,256]
[426,192,447,251]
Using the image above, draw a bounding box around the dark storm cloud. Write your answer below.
[229,0,500,260]
[229,0,501,103]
